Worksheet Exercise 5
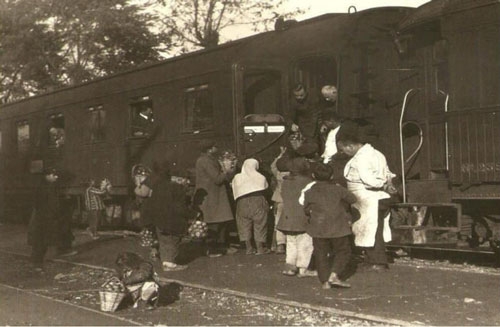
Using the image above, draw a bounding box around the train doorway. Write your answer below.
[232,62,287,165]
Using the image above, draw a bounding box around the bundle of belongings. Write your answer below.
[115,252,160,310]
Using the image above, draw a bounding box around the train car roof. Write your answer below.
[398,0,498,31]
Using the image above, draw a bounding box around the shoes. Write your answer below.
[226,247,238,255]
[328,272,351,288]
[282,269,298,276]
[322,282,332,289]
[162,262,188,271]
[255,248,271,255]
[86,228,99,239]
[206,250,223,258]
[275,244,286,254]
[297,269,318,278]
[58,250,78,257]
[246,248,256,255]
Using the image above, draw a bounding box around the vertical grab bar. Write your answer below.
[399,88,419,203]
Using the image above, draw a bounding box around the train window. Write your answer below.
[48,113,65,147]
[243,70,282,115]
[130,96,154,137]
[16,120,30,153]
[183,84,213,132]
[88,105,106,142]
[294,56,337,95]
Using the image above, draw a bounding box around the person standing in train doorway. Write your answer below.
[290,84,321,157]
[195,140,235,257]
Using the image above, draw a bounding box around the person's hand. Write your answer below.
[384,183,398,195]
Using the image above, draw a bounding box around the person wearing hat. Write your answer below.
[194,140,235,257]
[276,157,317,278]
[28,167,76,271]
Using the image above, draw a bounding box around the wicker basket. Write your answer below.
[99,291,126,312]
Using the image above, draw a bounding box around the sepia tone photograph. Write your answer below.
[0,0,499,325]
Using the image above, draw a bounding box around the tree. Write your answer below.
[0,0,169,103]
[154,0,304,54]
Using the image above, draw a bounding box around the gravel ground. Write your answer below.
[0,252,383,326]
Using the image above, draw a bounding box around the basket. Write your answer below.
[99,291,126,312]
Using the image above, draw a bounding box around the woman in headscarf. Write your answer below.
[231,158,270,255]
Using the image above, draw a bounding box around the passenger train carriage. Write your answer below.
[0,0,499,253]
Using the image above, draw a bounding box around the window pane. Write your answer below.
[184,85,213,131]
[17,121,30,153]
[89,105,105,142]
[243,70,282,115]
[295,57,337,94]
[48,114,65,147]
[130,97,153,137]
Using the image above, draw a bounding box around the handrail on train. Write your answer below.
[399,88,420,203]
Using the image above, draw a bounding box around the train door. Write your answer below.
[398,26,451,202]
[232,62,287,165]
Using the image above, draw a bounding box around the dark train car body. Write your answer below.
[0,0,499,251]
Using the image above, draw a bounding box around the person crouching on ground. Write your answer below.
[337,122,396,271]
[84,178,111,239]
[115,252,159,309]
[231,158,270,255]
[302,163,357,289]
[141,161,197,271]
[277,157,317,278]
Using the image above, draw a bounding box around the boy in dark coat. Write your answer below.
[277,157,317,278]
[303,163,357,289]
[141,162,197,271]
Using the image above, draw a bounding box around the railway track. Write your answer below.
[387,244,500,268]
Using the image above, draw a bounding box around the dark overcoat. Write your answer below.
[303,181,357,238]
[195,153,234,224]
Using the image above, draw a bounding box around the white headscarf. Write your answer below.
[232,158,268,200]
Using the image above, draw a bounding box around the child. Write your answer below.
[231,158,270,255]
[270,147,288,254]
[302,163,357,289]
[84,178,111,239]
[276,157,316,277]
[337,121,396,270]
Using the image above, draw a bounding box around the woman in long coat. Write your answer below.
[194,140,234,254]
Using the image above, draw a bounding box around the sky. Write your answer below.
[223,0,431,40]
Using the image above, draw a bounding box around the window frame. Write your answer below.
[182,84,214,133]
[47,113,65,148]
[129,95,154,138]
[87,104,106,143]
[16,120,30,154]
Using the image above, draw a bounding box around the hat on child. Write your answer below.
[198,140,217,152]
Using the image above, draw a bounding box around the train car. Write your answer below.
[0,5,412,225]
[388,0,500,253]
[0,0,499,254]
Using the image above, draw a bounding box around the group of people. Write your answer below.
[141,83,398,290]
[27,83,398,293]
